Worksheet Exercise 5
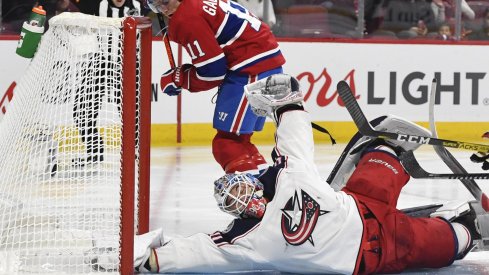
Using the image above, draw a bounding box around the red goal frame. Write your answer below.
[120,16,152,274]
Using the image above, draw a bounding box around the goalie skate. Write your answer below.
[328,115,431,191]
[466,202,489,252]
[431,200,489,257]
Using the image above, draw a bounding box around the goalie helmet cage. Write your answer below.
[0,13,151,273]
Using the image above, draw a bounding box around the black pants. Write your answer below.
[73,49,140,163]
[73,53,119,162]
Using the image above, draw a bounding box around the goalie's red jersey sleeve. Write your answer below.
[168,0,285,92]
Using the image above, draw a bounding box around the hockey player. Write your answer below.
[121,74,484,273]
[147,0,286,174]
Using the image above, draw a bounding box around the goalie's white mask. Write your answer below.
[214,173,268,219]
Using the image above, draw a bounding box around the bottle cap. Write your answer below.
[32,6,46,16]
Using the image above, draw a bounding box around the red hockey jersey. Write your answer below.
[168,0,286,92]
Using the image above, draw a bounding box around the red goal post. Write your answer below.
[121,15,152,274]
[0,13,151,273]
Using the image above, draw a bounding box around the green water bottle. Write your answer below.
[16,6,46,58]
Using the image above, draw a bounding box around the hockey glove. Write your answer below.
[470,132,489,170]
[244,74,303,118]
[160,64,192,96]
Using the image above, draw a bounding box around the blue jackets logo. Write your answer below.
[281,190,329,246]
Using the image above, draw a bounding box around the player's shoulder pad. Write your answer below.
[218,218,261,243]
[169,1,205,29]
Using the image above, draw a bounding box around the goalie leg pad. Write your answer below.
[430,200,472,221]
[358,205,458,273]
[328,116,387,191]
[328,115,431,191]
[374,114,432,153]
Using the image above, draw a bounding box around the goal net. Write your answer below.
[0,13,151,273]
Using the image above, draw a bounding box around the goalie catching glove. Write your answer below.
[160,64,193,96]
[244,74,304,118]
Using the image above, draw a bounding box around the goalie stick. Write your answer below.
[336,81,489,154]
[427,78,489,212]
[336,80,489,211]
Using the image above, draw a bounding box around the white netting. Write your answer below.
[0,13,145,273]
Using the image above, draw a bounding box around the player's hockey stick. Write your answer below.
[156,13,182,142]
[427,78,489,212]
[401,149,489,180]
[336,81,489,154]
[156,13,176,68]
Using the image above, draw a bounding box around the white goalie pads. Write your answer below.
[329,115,431,191]
[244,74,304,117]
[430,200,471,221]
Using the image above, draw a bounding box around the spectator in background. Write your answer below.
[363,0,388,35]
[409,19,428,37]
[73,0,98,14]
[467,8,489,41]
[436,22,454,40]
[54,0,79,15]
[234,0,276,28]
[2,0,37,34]
[431,0,475,25]
[39,0,80,29]
[2,0,79,33]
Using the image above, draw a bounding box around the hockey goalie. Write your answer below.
[90,74,489,274]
